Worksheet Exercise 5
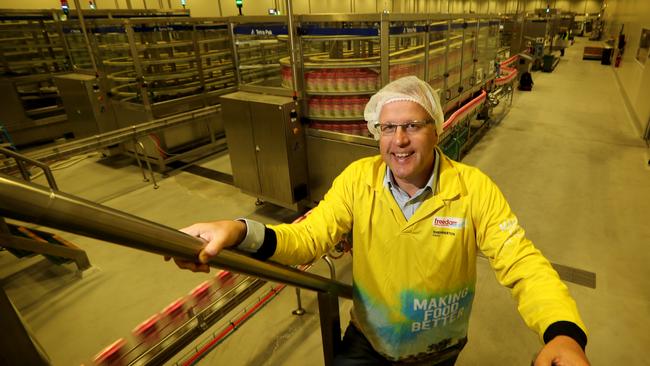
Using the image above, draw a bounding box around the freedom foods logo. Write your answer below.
[433,217,465,229]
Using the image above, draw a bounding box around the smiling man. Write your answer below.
[175,76,589,365]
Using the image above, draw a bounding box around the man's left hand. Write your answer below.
[534,336,590,366]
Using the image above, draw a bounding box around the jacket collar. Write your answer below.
[368,147,465,227]
[369,147,464,200]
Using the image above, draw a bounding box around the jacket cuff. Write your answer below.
[543,321,587,351]
[250,227,277,261]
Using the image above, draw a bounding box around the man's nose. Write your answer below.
[393,126,409,146]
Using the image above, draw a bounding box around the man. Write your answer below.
[175,77,589,365]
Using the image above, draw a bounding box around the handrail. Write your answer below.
[0,147,58,190]
[4,105,221,168]
[0,173,352,299]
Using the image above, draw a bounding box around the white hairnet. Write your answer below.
[364,76,444,139]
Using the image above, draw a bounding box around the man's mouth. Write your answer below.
[392,152,414,161]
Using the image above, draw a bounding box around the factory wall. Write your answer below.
[604,0,650,136]
[0,0,603,15]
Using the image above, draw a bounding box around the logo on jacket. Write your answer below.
[433,217,465,229]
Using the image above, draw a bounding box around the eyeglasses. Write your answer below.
[373,120,432,136]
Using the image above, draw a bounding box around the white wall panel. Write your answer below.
[356,0,379,13]
[0,0,70,9]
[605,0,650,135]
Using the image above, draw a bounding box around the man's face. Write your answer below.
[378,101,438,189]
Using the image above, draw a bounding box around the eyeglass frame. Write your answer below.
[372,119,433,136]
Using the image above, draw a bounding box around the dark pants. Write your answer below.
[334,325,459,366]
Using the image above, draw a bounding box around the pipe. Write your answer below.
[285,0,299,97]
[0,175,353,299]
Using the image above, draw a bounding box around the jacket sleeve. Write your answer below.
[471,170,588,342]
[267,162,357,265]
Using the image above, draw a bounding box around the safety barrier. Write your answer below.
[0,174,352,366]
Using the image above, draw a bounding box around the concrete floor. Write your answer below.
[2,36,650,365]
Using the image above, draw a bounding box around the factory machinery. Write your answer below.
[0,8,194,148]
[0,10,527,366]
[221,13,518,208]
[1,9,526,196]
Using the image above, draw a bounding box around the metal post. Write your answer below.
[424,22,430,83]
[125,22,154,119]
[72,0,99,76]
[322,255,336,280]
[293,255,337,316]
[318,292,342,366]
[444,20,451,101]
[228,22,242,86]
[132,139,150,183]
[292,288,306,315]
[134,140,159,189]
[380,12,389,87]
[42,168,59,192]
[191,23,208,107]
[509,83,514,107]
[15,159,30,182]
[285,0,301,97]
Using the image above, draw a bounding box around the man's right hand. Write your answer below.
[167,220,247,273]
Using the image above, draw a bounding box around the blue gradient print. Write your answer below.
[353,284,475,359]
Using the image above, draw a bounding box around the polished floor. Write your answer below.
[2,37,650,365]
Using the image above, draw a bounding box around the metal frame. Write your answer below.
[0,287,50,366]
[0,231,91,272]
[0,174,353,366]
[0,147,58,190]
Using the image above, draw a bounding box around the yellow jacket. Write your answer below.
[269,150,586,361]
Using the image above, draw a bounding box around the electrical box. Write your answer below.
[54,73,117,138]
[221,91,308,210]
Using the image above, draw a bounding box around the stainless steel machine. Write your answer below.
[88,16,236,169]
[0,9,194,147]
[53,73,117,138]
[0,11,71,146]
[221,91,307,210]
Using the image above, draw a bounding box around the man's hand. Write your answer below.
[165,220,247,273]
[534,336,590,366]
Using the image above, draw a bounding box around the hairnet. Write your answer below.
[364,76,444,139]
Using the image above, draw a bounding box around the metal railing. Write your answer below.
[0,147,58,190]
[0,173,352,365]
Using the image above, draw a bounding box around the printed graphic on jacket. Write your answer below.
[353,283,475,360]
